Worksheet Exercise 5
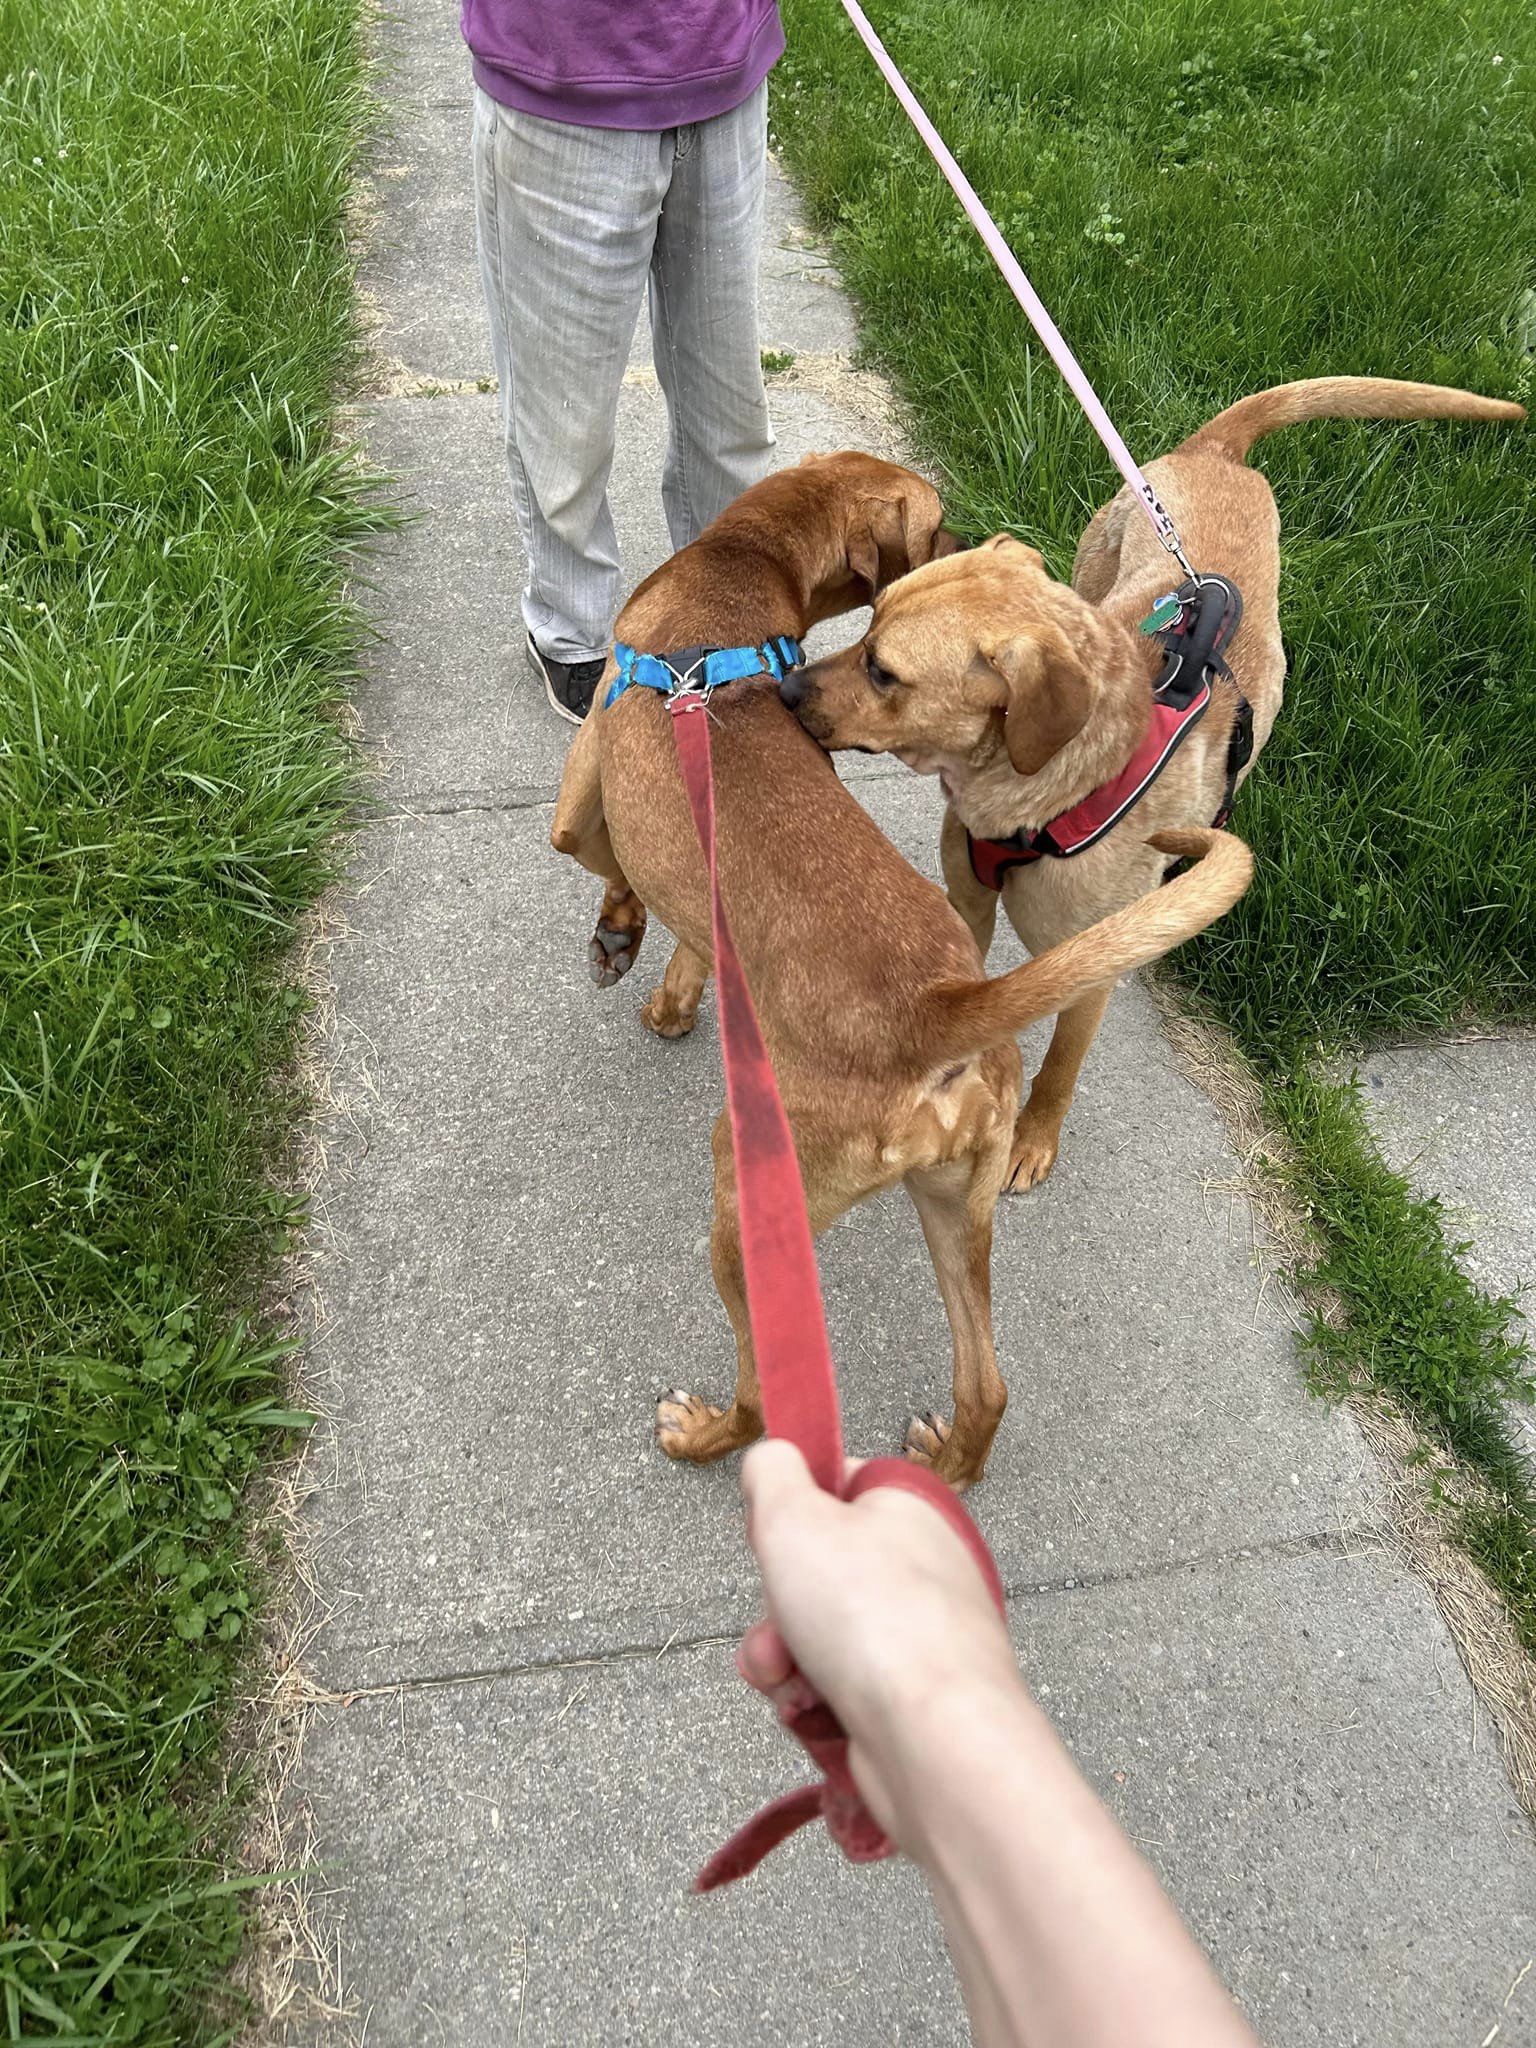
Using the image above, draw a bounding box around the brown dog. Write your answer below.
[782,380,1524,1193]
[551,452,1251,1487]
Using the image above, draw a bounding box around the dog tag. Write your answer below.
[1140,593,1182,634]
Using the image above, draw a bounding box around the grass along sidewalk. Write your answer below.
[0,0,383,2037]
[773,0,1536,1638]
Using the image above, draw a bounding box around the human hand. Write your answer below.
[737,1438,1025,1858]
[737,1445,1261,2048]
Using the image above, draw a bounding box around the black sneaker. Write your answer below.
[526,633,604,726]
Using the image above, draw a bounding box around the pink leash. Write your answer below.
[837,0,1195,580]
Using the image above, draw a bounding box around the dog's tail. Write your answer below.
[1181,377,1524,465]
[916,828,1253,1069]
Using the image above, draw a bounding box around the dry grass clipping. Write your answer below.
[225,878,373,2046]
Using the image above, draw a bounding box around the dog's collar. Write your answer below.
[967,575,1248,888]
[605,635,804,711]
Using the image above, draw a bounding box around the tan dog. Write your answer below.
[550,452,1251,1487]
[782,379,1524,1192]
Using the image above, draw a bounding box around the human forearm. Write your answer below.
[858,1677,1262,2048]
[737,1446,1261,2046]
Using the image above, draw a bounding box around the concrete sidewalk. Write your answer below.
[288,8,1536,2041]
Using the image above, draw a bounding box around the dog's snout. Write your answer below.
[779,670,811,711]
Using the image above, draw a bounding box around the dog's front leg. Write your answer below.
[940,803,998,959]
[587,869,648,988]
[640,940,709,1039]
[550,705,605,858]
[1008,985,1112,1190]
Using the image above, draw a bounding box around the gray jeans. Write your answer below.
[472,84,776,665]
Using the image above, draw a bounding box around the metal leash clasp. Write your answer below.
[668,647,734,717]
[666,655,714,716]
[1138,481,1197,582]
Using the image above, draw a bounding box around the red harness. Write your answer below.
[666,689,1007,1892]
[968,574,1249,891]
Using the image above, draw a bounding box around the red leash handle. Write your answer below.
[668,697,1007,1890]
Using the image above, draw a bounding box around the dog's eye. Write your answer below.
[866,652,899,690]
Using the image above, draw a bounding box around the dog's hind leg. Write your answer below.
[588,871,648,988]
[550,706,607,860]
[1008,984,1112,1191]
[550,713,649,986]
[657,1113,865,1464]
[656,1113,765,1463]
[903,1151,1008,1490]
[940,803,998,959]
[641,940,709,1039]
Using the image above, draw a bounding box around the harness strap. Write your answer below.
[1211,696,1255,831]
[968,575,1249,889]
[606,634,803,711]
[666,695,1007,1893]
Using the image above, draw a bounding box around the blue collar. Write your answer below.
[604,634,804,711]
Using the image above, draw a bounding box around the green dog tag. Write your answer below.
[1140,593,1182,634]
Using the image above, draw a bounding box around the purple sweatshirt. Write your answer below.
[463,1,785,130]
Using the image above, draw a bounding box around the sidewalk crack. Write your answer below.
[309,1521,1384,1701]
[387,787,561,819]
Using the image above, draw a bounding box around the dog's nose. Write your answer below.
[778,670,810,711]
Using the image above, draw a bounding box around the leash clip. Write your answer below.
[1157,522,1197,584]
[667,685,713,716]
[666,650,719,715]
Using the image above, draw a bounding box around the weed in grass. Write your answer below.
[0,0,385,2037]
[761,347,798,373]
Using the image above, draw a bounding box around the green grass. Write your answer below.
[1461,1499,1536,1659]
[1270,1068,1533,1482]
[772,0,1536,1629]
[0,0,383,2036]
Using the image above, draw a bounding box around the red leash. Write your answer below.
[667,693,1007,1891]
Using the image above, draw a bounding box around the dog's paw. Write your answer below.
[1005,1116,1060,1193]
[640,988,699,1038]
[589,914,643,989]
[904,1410,951,1468]
[904,1411,976,1492]
[655,1387,723,1459]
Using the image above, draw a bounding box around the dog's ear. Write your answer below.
[847,497,906,599]
[985,633,1092,777]
[896,484,949,572]
[978,534,1046,570]
[850,481,961,595]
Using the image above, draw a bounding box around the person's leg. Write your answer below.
[472,88,669,665]
[647,83,776,550]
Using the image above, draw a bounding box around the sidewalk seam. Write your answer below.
[313,1521,1385,1699]
[386,790,559,819]
[388,763,917,819]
